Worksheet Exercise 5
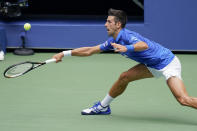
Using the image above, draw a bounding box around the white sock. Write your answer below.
[101,94,114,107]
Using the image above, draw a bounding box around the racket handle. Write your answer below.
[45,58,56,64]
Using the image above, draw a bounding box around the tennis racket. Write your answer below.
[4,58,56,78]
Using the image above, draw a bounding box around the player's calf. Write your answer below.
[176,95,197,109]
[176,95,191,106]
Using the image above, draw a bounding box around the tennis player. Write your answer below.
[53,8,197,115]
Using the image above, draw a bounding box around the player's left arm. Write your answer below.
[133,41,149,51]
[111,41,148,52]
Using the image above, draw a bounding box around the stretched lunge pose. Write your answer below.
[53,8,197,115]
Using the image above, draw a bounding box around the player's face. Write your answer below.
[105,16,120,37]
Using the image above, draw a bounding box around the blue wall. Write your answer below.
[0,0,197,51]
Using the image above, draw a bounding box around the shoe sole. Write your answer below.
[81,112,111,115]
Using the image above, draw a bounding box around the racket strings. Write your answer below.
[4,63,33,77]
[4,59,54,78]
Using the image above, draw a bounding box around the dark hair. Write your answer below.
[108,8,127,28]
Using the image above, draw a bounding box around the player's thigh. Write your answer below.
[123,64,153,82]
[167,76,188,98]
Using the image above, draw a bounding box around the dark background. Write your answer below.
[21,0,144,20]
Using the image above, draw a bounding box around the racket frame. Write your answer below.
[3,58,56,78]
[4,61,45,78]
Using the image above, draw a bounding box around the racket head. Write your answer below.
[3,59,54,78]
[4,62,34,78]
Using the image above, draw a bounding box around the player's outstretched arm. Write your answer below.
[71,45,101,56]
[53,45,101,62]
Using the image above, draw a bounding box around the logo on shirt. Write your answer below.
[131,36,138,42]
[103,41,108,47]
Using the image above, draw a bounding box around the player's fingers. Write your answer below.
[114,47,120,52]
[56,57,63,63]
[56,60,62,63]
[53,53,64,63]
[111,43,123,52]
[111,43,117,47]
[114,50,119,52]
[111,44,119,50]
[52,56,60,63]
[57,59,62,63]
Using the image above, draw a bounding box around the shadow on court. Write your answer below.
[111,113,197,126]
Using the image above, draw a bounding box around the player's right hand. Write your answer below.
[52,52,64,63]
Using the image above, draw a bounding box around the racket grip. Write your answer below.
[45,58,56,64]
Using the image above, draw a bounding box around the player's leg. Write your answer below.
[81,64,153,115]
[167,76,197,109]
[108,63,153,98]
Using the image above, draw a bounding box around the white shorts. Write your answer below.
[147,56,182,80]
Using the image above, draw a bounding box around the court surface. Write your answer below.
[0,53,197,131]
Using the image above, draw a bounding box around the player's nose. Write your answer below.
[104,22,107,27]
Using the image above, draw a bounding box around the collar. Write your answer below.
[115,28,124,42]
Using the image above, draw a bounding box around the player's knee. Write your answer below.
[119,72,130,83]
[176,96,190,106]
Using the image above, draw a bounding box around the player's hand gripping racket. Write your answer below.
[4,58,56,78]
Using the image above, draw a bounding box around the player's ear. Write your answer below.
[116,21,122,29]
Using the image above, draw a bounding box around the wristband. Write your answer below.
[125,45,135,52]
[62,50,72,56]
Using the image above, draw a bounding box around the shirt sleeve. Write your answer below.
[100,38,114,51]
[128,34,141,44]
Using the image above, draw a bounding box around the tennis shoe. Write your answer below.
[0,51,4,61]
[81,101,111,115]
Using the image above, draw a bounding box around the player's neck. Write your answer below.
[113,28,121,40]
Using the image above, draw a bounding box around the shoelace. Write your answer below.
[91,102,102,113]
